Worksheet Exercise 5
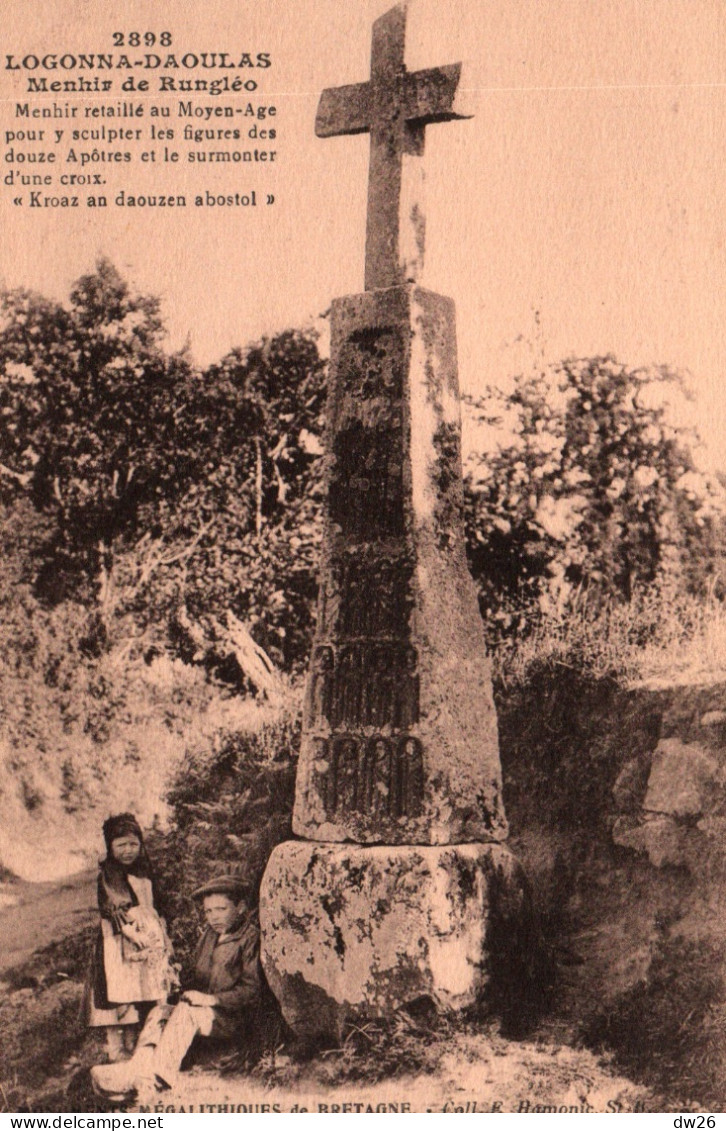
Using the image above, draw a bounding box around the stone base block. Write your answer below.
[259,840,529,1041]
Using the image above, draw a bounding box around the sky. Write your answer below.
[2,0,725,464]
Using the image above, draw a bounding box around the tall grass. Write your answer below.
[491,584,726,689]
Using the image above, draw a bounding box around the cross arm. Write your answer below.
[404,62,475,124]
[316,81,372,138]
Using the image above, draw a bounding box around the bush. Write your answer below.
[465,356,726,637]
[490,582,726,690]
[157,706,300,963]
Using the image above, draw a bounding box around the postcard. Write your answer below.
[1,0,723,1116]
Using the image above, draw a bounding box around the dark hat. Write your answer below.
[192,866,250,901]
[103,812,143,850]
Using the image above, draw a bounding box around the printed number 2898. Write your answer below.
[112,32,172,47]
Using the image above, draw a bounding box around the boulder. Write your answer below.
[260,840,528,1040]
[613,815,690,869]
[612,756,651,812]
[291,287,506,847]
[644,738,719,819]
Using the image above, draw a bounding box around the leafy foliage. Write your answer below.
[0,260,327,679]
[0,261,196,603]
[157,708,299,962]
[465,357,726,637]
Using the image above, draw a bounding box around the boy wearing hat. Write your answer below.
[91,867,261,1101]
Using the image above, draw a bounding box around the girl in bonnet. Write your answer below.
[86,813,177,1061]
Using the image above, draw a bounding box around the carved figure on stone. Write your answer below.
[333,736,359,814]
[371,736,393,817]
[397,645,420,728]
[315,2,474,289]
[392,736,424,818]
[309,645,335,724]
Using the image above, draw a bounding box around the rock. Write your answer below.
[700,710,726,729]
[612,815,689,868]
[612,757,651,812]
[260,841,528,1040]
[644,738,719,819]
[640,817,690,869]
[290,287,506,847]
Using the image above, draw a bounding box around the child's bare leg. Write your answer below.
[104,1026,125,1062]
[123,1024,139,1055]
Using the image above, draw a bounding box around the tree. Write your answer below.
[464,356,726,631]
[134,328,327,673]
[0,261,329,678]
[0,259,196,611]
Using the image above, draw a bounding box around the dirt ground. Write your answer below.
[127,1035,656,1115]
[0,872,664,1115]
[0,872,96,974]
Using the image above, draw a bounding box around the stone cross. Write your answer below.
[260,3,522,1043]
[316,2,473,290]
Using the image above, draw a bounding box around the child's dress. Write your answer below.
[87,867,177,1031]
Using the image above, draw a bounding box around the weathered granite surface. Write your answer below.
[606,682,726,870]
[315,3,474,291]
[260,840,527,1040]
[258,3,520,1042]
[292,286,506,845]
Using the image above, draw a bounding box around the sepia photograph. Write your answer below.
[0,0,725,1115]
